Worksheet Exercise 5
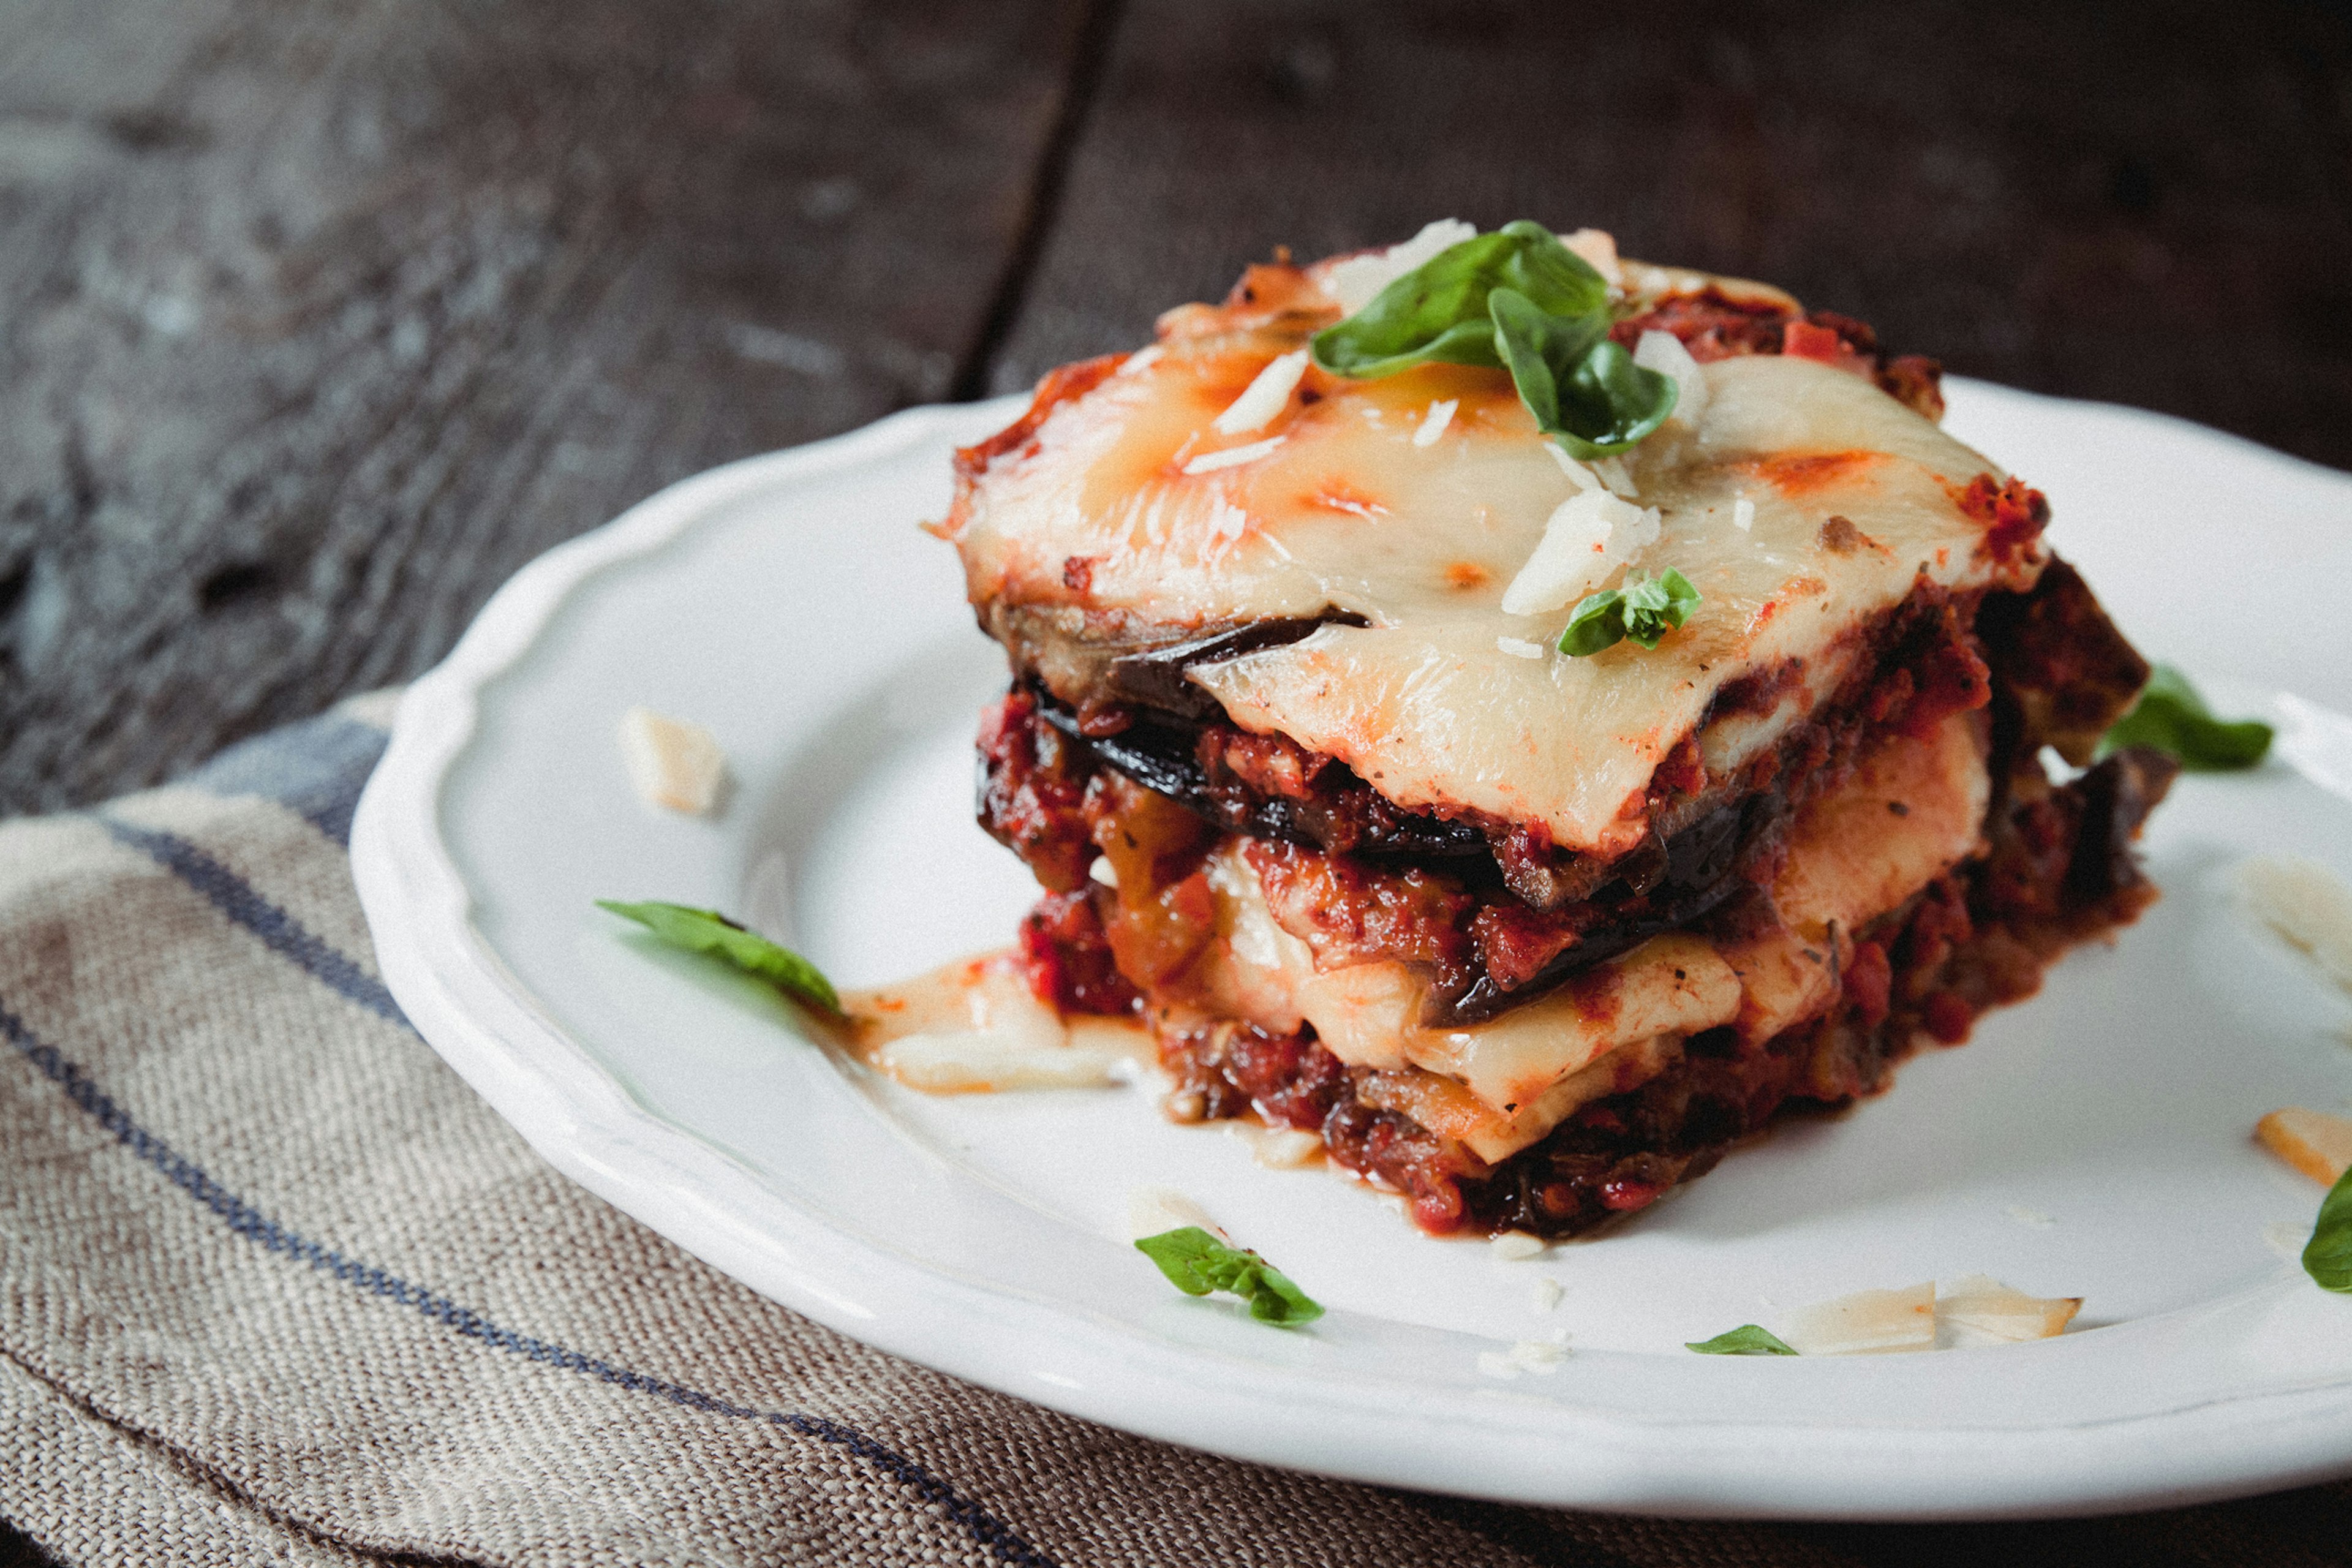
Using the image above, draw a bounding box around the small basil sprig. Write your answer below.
[1310,222,1676,459]
[1558,568,1702,657]
[597,899,841,1015]
[1685,1324,1798,1355]
[2097,665,2272,771]
[2304,1166,2352,1292]
[1134,1226,1324,1327]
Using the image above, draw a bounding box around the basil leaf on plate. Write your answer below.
[1490,287,1678,459]
[1134,1226,1324,1326]
[1309,220,1610,379]
[1556,569,1701,658]
[596,899,841,1015]
[1685,1324,1798,1355]
[2304,1165,2352,1292]
[2097,664,2273,771]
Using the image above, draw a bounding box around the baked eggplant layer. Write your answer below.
[951,229,2169,1234]
[943,242,2048,858]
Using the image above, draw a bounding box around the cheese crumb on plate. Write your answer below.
[618,705,728,815]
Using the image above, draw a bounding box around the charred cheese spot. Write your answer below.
[1749,450,1884,496]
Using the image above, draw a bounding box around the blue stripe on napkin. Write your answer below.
[1,1000,1057,1568]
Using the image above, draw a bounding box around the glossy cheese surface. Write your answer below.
[946,251,2043,853]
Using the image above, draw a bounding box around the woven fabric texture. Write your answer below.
[3,695,2350,1568]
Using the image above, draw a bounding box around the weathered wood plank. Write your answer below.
[0,0,1088,813]
[995,0,2352,473]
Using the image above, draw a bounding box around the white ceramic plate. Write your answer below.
[353,380,2352,1519]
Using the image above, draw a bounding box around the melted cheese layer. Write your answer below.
[948,259,2041,854]
[1191,712,1990,1161]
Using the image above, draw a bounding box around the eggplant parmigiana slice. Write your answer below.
[937,223,2173,1237]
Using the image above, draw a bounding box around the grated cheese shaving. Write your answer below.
[2265,1219,2312,1262]
[1937,1275,2082,1346]
[2256,1106,2352,1186]
[1559,227,1623,288]
[1633,329,1709,428]
[1490,1232,1545,1262]
[1412,398,1458,448]
[1589,455,1638,498]
[1474,1337,1568,1380]
[1212,349,1309,435]
[1183,435,1286,476]
[1498,489,1656,617]
[1545,444,1602,492]
[1222,1121,1325,1168]
[1530,1277,1564,1312]
[617,706,729,816]
[1495,636,1546,661]
[875,1031,1127,1093]
[1321,219,1477,314]
[2239,856,2352,999]
[1777,1282,1936,1355]
[1127,1186,1222,1242]
[1732,496,1755,532]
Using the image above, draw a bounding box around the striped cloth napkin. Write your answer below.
[2,694,2347,1566]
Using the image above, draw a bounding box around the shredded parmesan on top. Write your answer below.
[1546,443,1602,491]
[1212,349,1309,435]
[1412,398,1458,447]
[1498,489,1657,617]
[1634,329,1709,428]
[1559,227,1623,289]
[1183,435,1286,476]
[1320,218,1477,314]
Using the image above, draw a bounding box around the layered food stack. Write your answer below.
[937,221,2173,1237]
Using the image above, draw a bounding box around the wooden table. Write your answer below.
[4,0,2349,1558]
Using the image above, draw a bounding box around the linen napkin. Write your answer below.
[2,694,2346,1567]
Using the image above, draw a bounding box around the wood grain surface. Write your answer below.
[1001,0,2352,466]
[3,0,2348,815]
[0,0,1090,812]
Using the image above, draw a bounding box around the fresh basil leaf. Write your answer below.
[1134,1226,1325,1326]
[1558,587,1629,657]
[1309,221,1608,380]
[1558,570,1700,658]
[1619,567,1702,649]
[1489,287,1676,458]
[1554,337,1679,459]
[2304,1165,2352,1292]
[596,899,841,1014]
[1685,1324,1798,1355]
[2097,664,2272,771]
